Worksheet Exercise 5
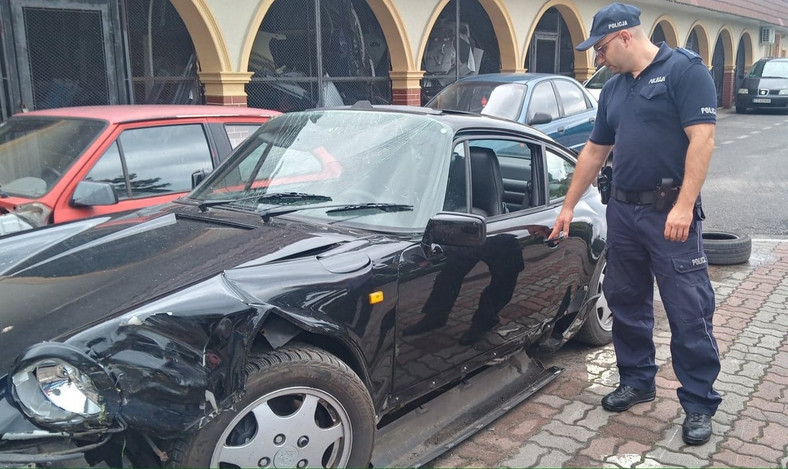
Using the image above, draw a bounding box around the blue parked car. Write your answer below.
[426,73,598,152]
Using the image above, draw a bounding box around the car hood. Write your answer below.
[0,204,367,374]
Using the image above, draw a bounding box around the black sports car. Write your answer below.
[0,104,610,468]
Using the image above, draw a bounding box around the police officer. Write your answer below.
[549,3,721,445]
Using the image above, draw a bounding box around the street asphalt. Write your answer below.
[430,239,788,468]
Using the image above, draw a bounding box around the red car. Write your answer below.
[0,105,279,235]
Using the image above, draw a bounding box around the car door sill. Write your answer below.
[371,350,562,468]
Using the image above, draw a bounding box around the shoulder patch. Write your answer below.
[676,47,701,61]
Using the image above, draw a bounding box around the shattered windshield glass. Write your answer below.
[190,110,455,231]
[0,117,105,197]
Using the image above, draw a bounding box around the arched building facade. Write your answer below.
[0,0,786,120]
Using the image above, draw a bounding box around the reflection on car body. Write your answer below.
[0,105,610,468]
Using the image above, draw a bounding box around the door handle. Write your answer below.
[557,126,565,133]
[589,117,596,123]
[543,233,565,248]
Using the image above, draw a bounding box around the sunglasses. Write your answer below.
[594,32,622,59]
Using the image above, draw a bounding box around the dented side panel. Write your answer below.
[65,276,268,436]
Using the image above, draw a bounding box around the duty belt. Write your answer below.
[611,186,657,205]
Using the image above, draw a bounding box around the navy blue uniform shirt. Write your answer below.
[590,43,717,192]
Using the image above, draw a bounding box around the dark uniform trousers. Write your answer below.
[603,198,722,416]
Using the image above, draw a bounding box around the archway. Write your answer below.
[126,1,202,104]
[712,27,734,108]
[478,0,519,73]
[735,32,754,93]
[685,23,711,65]
[525,7,574,76]
[243,0,393,111]
[419,0,502,103]
[363,0,420,105]
[650,17,679,47]
[524,1,592,81]
[170,0,244,104]
[168,0,229,72]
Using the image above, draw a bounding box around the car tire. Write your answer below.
[735,104,747,114]
[168,344,375,468]
[703,231,752,265]
[574,259,613,346]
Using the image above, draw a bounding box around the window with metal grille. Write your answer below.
[246,0,391,112]
[524,7,574,77]
[0,33,9,121]
[420,0,501,104]
[124,0,201,104]
[22,7,111,109]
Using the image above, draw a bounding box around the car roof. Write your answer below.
[13,105,280,124]
[453,73,567,84]
[322,103,554,141]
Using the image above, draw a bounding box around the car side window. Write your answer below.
[86,124,212,200]
[526,82,560,124]
[224,124,261,149]
[442,143,468,213]
[584,65,613,91]
[86,142,130,200]
[126,125,212,198]
[545,148,575,201]
[462,139,537,215]
[554,80,590,116]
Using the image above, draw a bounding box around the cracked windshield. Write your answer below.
[192,110,454,230]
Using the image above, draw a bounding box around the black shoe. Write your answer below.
[601,385,656,412]
[402,316,447,336]
[682,412,712,445]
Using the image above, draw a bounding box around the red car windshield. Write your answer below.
[0,117,105,197]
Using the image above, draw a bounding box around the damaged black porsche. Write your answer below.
[0,104,610,468]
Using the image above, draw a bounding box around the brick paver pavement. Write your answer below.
[430,239,788,468]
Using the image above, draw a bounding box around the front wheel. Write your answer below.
[169,345,375,468]
[574,259,613,346]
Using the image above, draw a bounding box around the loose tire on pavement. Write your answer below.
[702,231,752,265]
[575,258,613,346]
[168,344,375,468]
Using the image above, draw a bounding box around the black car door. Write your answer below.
[393,134,580,395]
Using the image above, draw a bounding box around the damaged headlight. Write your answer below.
[10,343,120,431]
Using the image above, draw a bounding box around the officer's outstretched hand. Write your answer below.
[664,205,693,242]
[549,208,573,241]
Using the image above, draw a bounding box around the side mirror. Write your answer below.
[70,180,118,207]
[192,169,211,188]
[527,112,553,126]
[423,212,486,248]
